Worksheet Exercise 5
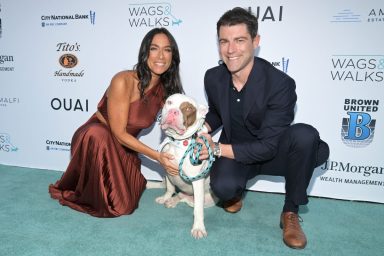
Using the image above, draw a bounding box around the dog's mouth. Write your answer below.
[161,123,186,135]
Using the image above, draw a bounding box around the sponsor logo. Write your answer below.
[46,139,71,151]
[59,54,78,68]
[331,8,384,24]
[368,8,384,23]
[41,10,95,27]
[271,57,289,73]
[55,42,84,83]
[248,6,283,22]
[0,54,15,72]
[0,133,18,152]
[0,97,20,107]
[0,3,3,38]
[341,98,378,148]
[50,97,89,112]
[330,9,362,23]
[128,3,182,27]
[319,160,384,187]
[330,55,384,84]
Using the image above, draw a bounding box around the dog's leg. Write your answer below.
[155,176,176,205]
[190,179,207,239]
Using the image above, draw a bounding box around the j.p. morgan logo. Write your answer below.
[128,3,182,27]
[0,54,15,72]
[341,98,379,148]
[331,55,384,84]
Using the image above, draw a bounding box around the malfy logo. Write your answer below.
[248,5,284,22]
[330,55,384,84]
[128,3,182,27]
[41,10,95,27]
[341,98,379,148]
[0,133,18,152]
[50,97,89,112]
[0,97,20,107]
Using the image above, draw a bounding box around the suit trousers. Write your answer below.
[209,123,330,206]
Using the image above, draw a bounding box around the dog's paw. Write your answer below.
[191,227,207,239]
[155,195,172,205]
[164,196,181,208]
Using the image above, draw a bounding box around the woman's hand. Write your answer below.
[159,152,178,176]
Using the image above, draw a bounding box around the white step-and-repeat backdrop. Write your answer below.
[1,0,383,203]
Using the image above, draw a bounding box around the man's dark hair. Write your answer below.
[217,7,258,39]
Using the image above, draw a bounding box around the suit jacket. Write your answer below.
[204,57,297,164]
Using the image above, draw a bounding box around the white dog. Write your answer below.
[155,93,217,239]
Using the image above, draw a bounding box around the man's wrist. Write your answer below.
[213,142,221,158]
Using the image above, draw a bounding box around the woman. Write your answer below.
[49,28,183,217]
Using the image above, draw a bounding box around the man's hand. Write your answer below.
[196,133,214,160]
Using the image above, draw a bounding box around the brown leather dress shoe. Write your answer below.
[280,212,307,249]
[223,196,243,213]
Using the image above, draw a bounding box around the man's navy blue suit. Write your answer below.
[204,57,329,206]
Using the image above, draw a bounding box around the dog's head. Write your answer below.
[160,93,208,140]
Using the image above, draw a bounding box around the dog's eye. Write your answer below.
[167,100,172,105]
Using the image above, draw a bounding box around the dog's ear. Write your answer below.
[197,104,208,117]
[180,101,197,128]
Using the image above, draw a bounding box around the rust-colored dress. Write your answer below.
[49,84,163,217]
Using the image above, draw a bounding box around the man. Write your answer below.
[201,7,329,249]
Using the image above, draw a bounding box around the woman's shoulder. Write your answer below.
[107,70,138,95]
[112,70,138,82]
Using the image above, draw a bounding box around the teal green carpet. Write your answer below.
[0,164,383,256]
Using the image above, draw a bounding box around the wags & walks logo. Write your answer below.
[128,3,181,27]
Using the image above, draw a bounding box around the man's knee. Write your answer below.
[288,123,319,150]
[210,180,240,201]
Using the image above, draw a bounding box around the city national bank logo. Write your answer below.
[41,10,95,27]
[341,98,378,148]
[0,133,18,152]
[271,57,289,73]
[128,3,182,27]
[46,139,70,152]
[248,6,283,22]
[55,42,84,83]
[0,54,15,72]
[330,55,384,84]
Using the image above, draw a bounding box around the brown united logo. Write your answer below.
[59,54,78,68]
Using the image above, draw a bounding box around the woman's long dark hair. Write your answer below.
[134,27,184,100]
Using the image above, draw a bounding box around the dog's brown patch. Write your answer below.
[180,101,197,128]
